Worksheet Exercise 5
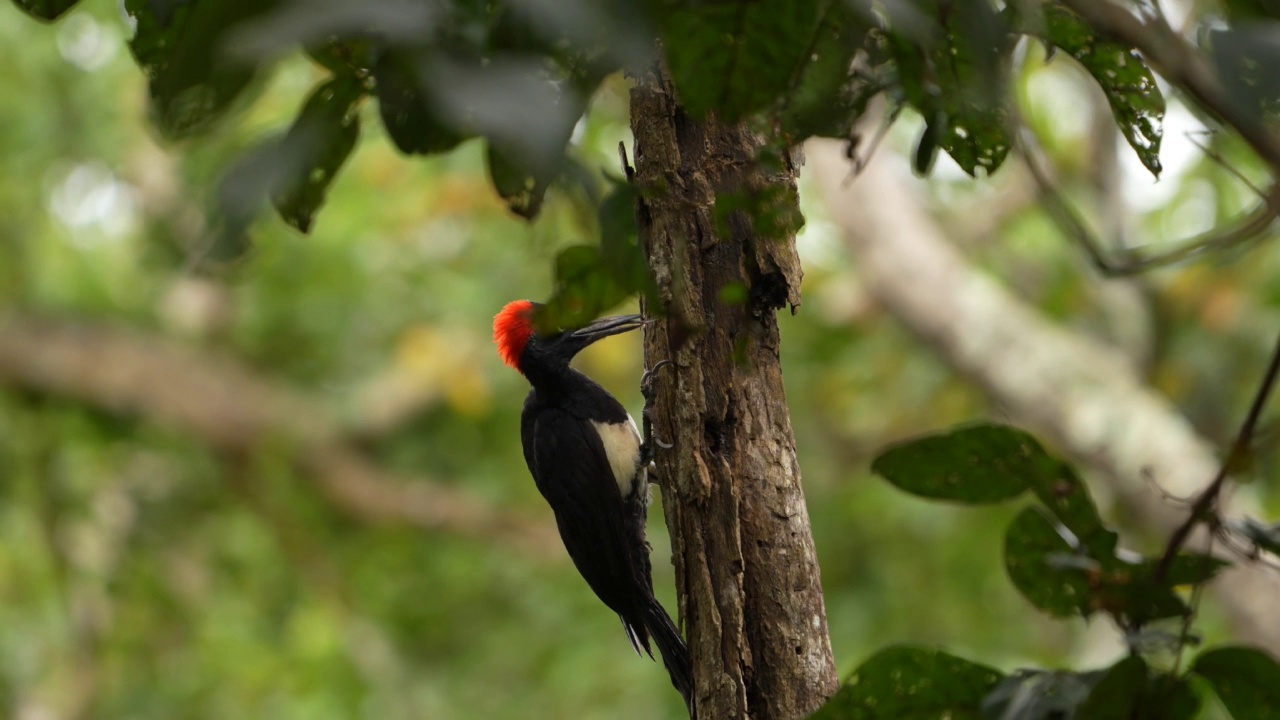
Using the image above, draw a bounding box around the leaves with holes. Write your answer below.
[1038,5,1164,177]
[124,0,278,139]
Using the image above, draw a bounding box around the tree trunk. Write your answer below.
[629,68,839,720]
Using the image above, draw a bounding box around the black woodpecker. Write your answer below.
[493,299,692,707]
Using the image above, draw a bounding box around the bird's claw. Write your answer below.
[641,359,674,402]
[641,359,675,463]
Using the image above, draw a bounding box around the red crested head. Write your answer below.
[494,300,537,371]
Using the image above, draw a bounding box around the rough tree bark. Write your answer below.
[629,69,839,719]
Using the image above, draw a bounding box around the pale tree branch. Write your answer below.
[807,138,1280,653]
[0,314,560,558]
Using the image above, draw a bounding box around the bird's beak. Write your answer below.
[569,314,646,342]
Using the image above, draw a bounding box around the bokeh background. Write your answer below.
[2,3,1279,719]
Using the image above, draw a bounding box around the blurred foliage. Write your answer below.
[3,0,1280,719]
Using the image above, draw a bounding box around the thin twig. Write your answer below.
[1017,125,1280,275]
[1153,327,1280,583]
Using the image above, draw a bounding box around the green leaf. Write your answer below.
[597,180,655,302]
[663,0,824,120]
[1192,646,1280,720]
[981,669,1104,719]
[373,49,472,156]
[124,0,277,139]
[482,62,594,220]
[270,77,365,233]
[870,424,1040,504]
[887,0,1013,176]
[810,646,1002,720]
[11,0,80,21]
[1075,656,1146,719]
[1039,5,1164,177]
[778,2,872,140]
[1004,507,1093,617]
[541,246,634,332]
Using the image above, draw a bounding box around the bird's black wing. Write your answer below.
[524,406,648,626]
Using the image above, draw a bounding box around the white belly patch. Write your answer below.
[591,415,643,498]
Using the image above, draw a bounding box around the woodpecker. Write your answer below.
[493,299,692,707]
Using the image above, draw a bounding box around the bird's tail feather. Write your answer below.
[645,597,693,710]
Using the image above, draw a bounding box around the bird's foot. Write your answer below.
[640,359,675,464]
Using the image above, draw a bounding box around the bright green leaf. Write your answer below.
[1193,646,1280,720]
[810,646,1002,720]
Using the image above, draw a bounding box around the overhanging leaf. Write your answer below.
[1192,646,1280,720]
[1038,5,1164,177]
[886,0,1013,176]
[373,49,472,156]
[810,646,1002,720]
[11,0,80,21]
[123,0,277,139]
[270,77,365,233]
[778,1,872,140]
[663,0,823,120]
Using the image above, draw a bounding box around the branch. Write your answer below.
[0,314,559,557]
[807,138,1280,652]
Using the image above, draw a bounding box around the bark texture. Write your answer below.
[630,71,838,719]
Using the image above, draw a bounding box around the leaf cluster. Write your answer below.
[808,424,1280,719]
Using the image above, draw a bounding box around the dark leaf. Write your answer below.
[810,646,1002,720]
[373,49,471,156]
[1143,674,1201,720]
[1004,507,1093,617]
[270,77,365,233]
[598,180,655,302]
[541,246,634,332]
[778,2,873,140]
[1161,552,1230,587]
[124,0,277,139]
[913,112,942,176]
[870,424,1040,504]
[1040,5,1164,177]
[1209,25,1280,126]
[11,0,80,21]
[1075,656,1146,719]
[472,58,593,219]
[1192,646,1280,720]
[663,0,824,120]
[308,37,376,76]
[981,669,1104,720]
[887,0,1013,176]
